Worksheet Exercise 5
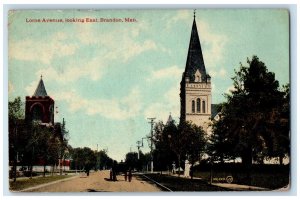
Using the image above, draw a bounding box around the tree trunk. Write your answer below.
[177,155,181,177]
[29,165,33,179]
[190,163,194,180]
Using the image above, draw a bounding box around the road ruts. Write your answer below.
[25,170,161,192]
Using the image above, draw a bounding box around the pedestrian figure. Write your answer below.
[124,170,127,181]
[128,168,132,182]
[85,165,90,177]
[112,161,117,181]
[110,169,113,180]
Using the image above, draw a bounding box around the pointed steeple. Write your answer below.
[166,112,173,124]
[184,11,207,82]
[33,75,48,97]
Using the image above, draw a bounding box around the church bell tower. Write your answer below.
[180,11,212,131]
[25,75,55,125]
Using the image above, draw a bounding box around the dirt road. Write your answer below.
[25,170,161,192]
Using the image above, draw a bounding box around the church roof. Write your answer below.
[33,76,48,97]
[211,104,220,119]
[211,104,221,119]
[184,15,207,82]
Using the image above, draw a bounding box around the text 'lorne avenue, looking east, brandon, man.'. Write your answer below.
[25,17,137,23]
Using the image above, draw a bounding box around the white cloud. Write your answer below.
[54,87,142,120]
[147,65,182,81]
[74,21,157,63]
[196,21,228,69]
[168,10,228,70]
[166,10,190,29]
[9,32,78,64]
[144,85,180,123]
[209,68,228,79]
[25,80,38,96]
[30,55,107,86]
[225,85,236,94]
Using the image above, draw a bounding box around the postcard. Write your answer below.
[8,9,290,192]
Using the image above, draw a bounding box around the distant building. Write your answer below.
[25,75,55,125]
[180,13,218,132]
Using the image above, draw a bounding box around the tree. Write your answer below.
[8,97,25,182]
[210,56,289,167]
[208,104,238,163]
[184,122,207,179]
[58,119,69,175]
[70,147,96,171]
[125,152,139,170]
[152,120,177,172]
[97,149,113,170]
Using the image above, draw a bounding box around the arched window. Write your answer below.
[202,101,206,113]
[32,104,43,121]
[197,98,200,113]
[192,100,195,113]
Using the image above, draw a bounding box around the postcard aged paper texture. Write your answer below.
[8,9,290,192]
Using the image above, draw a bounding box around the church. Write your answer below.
[180,12,218,132]
[25,75,55,126]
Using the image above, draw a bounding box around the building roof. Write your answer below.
[211,104,221,119]
[33,76,48,97]
[184,16,207,82]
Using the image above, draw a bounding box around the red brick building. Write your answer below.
[25,76,54,125]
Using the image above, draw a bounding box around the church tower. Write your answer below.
[180,12,212,131]
[25,76,55,125]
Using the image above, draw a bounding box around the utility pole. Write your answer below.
[136,140,142,159]
[147,117,156,173]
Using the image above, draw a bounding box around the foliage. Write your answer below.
[70,147,97,170]
[151,119,206,176]
[9,97,24,121]
[209,56,290,166]
[96,149,114,170]
[152,120,177,171]
[9,97,70,179]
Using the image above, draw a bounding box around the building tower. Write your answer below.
[180,12,212,131]
[25,75,55,125]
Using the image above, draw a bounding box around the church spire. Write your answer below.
[166,112,173,124]
[184,10,207,82]
[33,75,48,97]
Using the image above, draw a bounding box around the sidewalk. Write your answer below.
[12,173,81,192]
[211,183,269,191]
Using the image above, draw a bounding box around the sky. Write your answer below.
[8,9,289,161]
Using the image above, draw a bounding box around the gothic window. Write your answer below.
[202,100,206,113]
[194,69,201,82]
[192,100,195,113]
[32,104,43,121]
[197,98,200,113]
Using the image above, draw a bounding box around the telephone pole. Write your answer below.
[147,117,156,173]
[136,140,142,159]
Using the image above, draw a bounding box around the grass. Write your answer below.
[193,170,289,190]
[139,173,231,191]
[9,175,73,191]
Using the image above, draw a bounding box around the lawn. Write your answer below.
[9,175,73,191]
[139,173,231,191]
[193,163,290,190]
